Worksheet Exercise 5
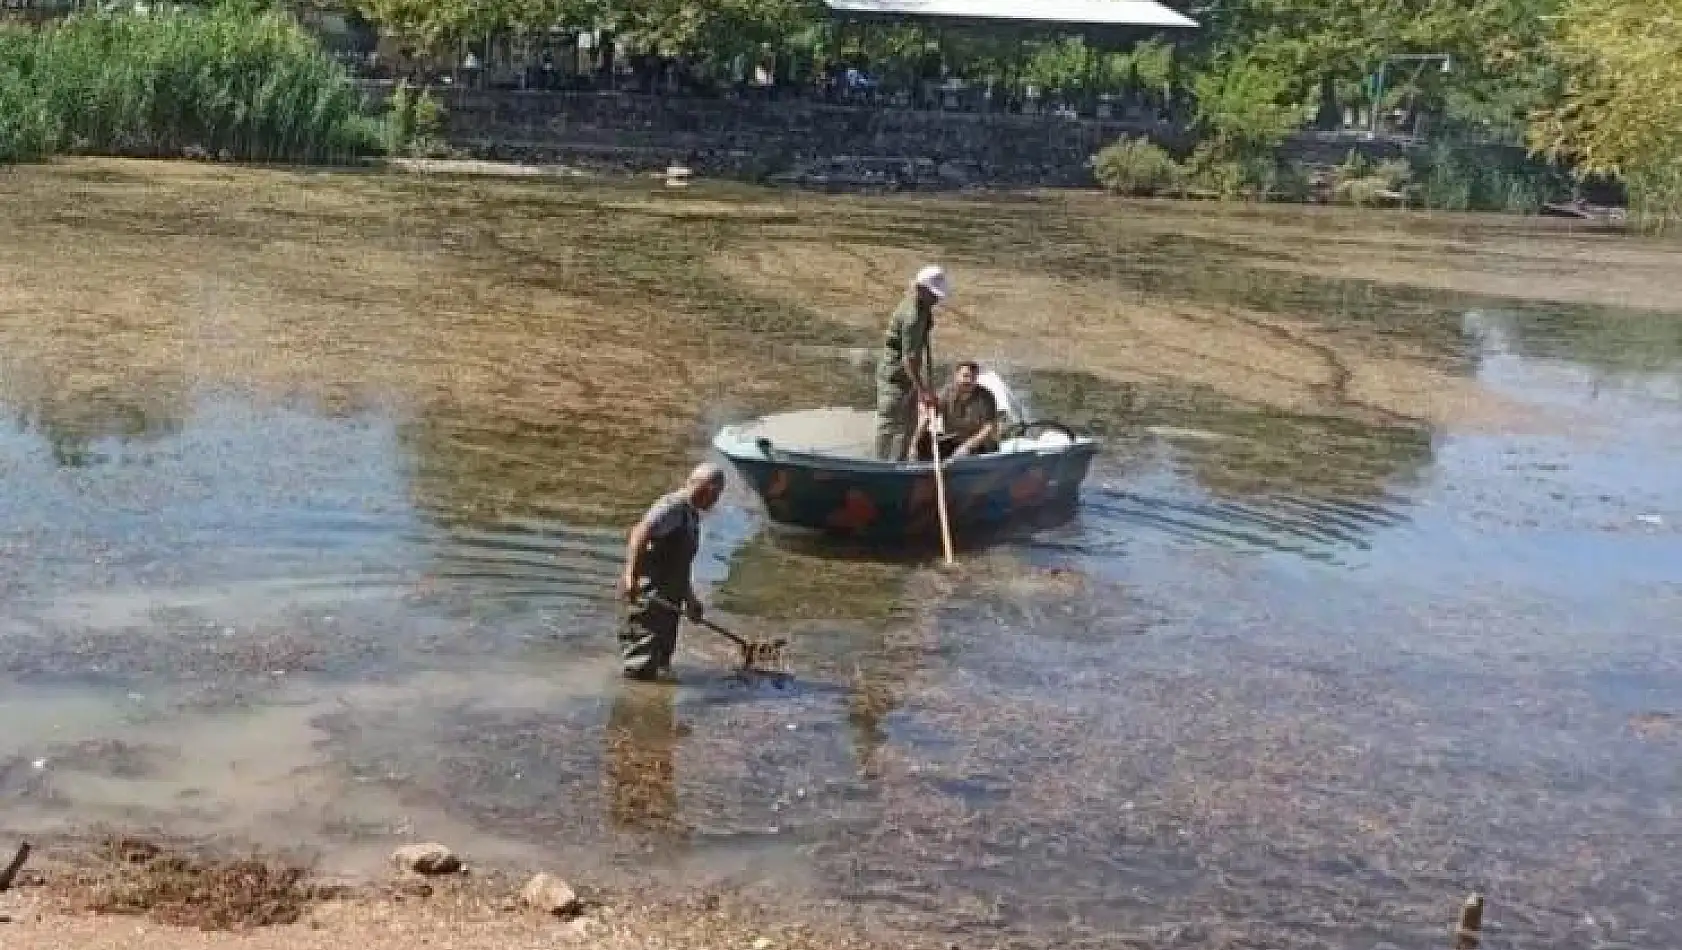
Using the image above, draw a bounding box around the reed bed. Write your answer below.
[0,3,379,164]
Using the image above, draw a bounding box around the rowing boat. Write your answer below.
[712,400,1099,544]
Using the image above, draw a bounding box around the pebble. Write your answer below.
[561,917,596,939]
[753,939,773,950]
[521,872,582,917]
[390,843,463,876]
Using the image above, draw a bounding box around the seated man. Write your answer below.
[913,360,1002,462]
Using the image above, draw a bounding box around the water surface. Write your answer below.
[2,161,1680,948]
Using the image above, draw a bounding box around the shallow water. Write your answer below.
[3,162,1681,948]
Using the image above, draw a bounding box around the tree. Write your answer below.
[1186,0,1558,139]
[1528,0,1682,222]
[610,0,819,61]
[1192,51,1297,155]
[348,0,603,58]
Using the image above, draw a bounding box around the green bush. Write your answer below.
[1332,157,1414,207]
[0,69,57,163]
[1091,135,1181,196]
[1412,138,1566,214]
[1263,159,1313,203]
[1335,176,1400,207]
[1181,142,1244,198]
[0,3,380,165]
[1178,142,1305,202]
[383,78,447,158]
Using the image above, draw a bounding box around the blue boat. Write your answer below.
[711,405,1100,544]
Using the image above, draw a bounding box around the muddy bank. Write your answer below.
[0,836,899,950]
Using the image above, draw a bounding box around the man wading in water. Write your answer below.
[617,463,725,681]
[875,265,951,461]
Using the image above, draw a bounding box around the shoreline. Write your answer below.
[0,832,904,950]
[20,153,1638,231]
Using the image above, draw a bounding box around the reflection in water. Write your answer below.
[605,686,684,837]
[1469,305,1682,382]
[710,534,918,779]
[712,534,910,622]
[844,664,894,781]
[4,386,187,469]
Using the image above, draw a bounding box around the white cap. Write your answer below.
[914,265,950,300]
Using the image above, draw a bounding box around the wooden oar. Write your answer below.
[927,407,956,565]
[921,337,955,565]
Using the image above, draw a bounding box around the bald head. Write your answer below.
[685,462,726,511]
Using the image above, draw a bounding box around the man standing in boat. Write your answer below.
[874,265,950,461]
[913,360,1002,461]
[617,463,726,681]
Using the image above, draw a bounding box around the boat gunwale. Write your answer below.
[711,428,1100,478]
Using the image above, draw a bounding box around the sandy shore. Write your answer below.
[0,842,897,950]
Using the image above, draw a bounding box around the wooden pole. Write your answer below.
[928,408,956,565]
[0,841,31,892]
[1454,892,1484,949]
[923,338,954,565]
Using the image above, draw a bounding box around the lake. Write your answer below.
[2,159,1679,949]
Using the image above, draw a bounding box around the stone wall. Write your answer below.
[374,86,1438,191]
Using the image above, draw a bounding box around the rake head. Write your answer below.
[733,635,791,675]
[647,595,792,677]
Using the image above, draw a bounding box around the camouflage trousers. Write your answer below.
[873,382,917,461]
[618,594,681,680]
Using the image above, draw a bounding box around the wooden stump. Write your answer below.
[1454,892,1484,949]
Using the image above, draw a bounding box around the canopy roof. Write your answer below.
[825,0,1197,29]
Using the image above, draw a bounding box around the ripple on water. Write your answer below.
[3,169,1682,949]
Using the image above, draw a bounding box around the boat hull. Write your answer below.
[714,434,1099,543]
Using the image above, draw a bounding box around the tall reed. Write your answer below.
[0,2,380,164]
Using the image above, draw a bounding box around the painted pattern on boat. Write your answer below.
[716,433,1099,542]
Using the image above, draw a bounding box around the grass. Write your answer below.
[63,838,322,931]
[0,3,379,165]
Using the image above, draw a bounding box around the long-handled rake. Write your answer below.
[647,595,790,674]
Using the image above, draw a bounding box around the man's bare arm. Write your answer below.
[619,518,651,599]
[956,419,998,457]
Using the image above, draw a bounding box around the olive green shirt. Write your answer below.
[876,297,931,388]
[938,383,999,445]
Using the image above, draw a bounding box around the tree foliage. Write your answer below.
[1528,0,1682,221]
[349,0,820,60]
[3,0,1648,214]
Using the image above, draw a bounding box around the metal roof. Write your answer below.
[825,0,1197,28]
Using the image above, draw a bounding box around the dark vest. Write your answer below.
[637,495,700,603]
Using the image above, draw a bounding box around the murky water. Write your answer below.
[3,161,1681,948]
